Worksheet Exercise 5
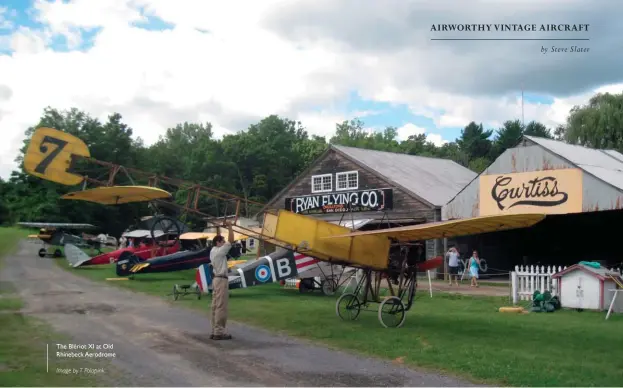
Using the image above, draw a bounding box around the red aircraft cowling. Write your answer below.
[417,255,443,271]
[81,240,181,266]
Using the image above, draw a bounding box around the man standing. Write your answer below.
[446,247,460,286]
[209,221,234,340]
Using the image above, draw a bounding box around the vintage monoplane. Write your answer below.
[18,221,101,257]
[23,126,547,327]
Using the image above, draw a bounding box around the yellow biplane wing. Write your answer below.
[323,213,547,242]
[180,232,217,240]
[61,186,172,205]
[129,259,246,273]
[24,127,91,186]
[180,231,249,241]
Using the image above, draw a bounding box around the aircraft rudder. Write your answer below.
[64,244,92,268]
[24,127,90,186]
[115,251,140,277]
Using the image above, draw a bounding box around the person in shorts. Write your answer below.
[446,247,460,286]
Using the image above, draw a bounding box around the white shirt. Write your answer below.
[210,241,231,277]
[447,251,460,267]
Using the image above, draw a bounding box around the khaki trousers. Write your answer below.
[210,277,229,335]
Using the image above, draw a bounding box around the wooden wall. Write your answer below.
[267,148,435,222]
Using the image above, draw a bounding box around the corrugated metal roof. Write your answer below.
[604,149,623,163]
[332,145,477,206]
[525,136,623,192]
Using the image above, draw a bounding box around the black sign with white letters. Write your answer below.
[285,188,393,214]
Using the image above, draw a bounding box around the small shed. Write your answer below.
[552,263,623,311]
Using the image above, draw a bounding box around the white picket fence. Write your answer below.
[511,265,621,304]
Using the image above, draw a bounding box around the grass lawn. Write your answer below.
[58,259,623,387]
[0,227,100,387]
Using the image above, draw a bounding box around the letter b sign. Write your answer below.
[275,257,294,279]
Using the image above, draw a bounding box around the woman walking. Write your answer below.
[468,250,480,287]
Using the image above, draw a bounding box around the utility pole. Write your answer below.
[521,83,525,127]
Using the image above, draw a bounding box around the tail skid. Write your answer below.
[64,244,93,267]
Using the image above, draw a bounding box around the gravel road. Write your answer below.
[1,241,482,387]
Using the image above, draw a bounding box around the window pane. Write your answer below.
[347,173,357,188]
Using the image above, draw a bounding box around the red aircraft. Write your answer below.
[65,229,181,268]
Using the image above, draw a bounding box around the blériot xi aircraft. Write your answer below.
[22,126,547,328]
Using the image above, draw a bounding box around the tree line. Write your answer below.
[1,91,621,236]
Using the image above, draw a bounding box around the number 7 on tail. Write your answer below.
[23,127,91,186]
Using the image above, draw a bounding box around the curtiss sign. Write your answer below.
[285,188,393,214]
[479,168,583,216]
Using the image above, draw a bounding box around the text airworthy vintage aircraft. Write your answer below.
[23,126,547,327]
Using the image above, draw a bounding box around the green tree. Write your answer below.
[561,92,623,151]
[524,121,553,139]
[491,119,524,159]
[457,122,493,161]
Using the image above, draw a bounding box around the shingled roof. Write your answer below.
[332,145,477,207]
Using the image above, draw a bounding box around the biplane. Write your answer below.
[18,222,101,257]
[23,126,547,327]
[47,185,245,275]
[65,226,185,268]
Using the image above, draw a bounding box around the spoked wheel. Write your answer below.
[150,216,181,247]
[336,293,362,321]
[378,296,407,328]
[172,284,180,301]
[38,248,47,258]
[321,278,338,296]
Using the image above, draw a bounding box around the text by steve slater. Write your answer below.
[541,45,589,54]
[431,24,589,32]
[55,343,116,358]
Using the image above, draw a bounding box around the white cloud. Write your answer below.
[0,0,621,180]
[396,123,448,147]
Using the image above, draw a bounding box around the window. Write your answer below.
[336,171,358,191]
[311,174,332,193]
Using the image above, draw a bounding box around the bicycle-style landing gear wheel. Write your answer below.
[336,292,362,321]
[378,296,406,328]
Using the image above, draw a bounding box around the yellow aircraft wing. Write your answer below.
[129,260,245,273]
[227,260,247,268]
[27,233,52,239]
[180,231,249,241]
[323,213,546,242]
[180,232,217,240]
[61,186,172,205]
[24,127,91,186]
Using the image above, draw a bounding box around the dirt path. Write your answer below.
[1,241,482,387]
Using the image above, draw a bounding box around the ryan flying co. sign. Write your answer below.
[285,188,394,214]
[479,168,583,216]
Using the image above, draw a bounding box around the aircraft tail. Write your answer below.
[196,264,213,293]
[198,247,299,291]
[64,244,93,268]
[115,251,142,277]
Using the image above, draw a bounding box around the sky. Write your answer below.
[0,0,622,179]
